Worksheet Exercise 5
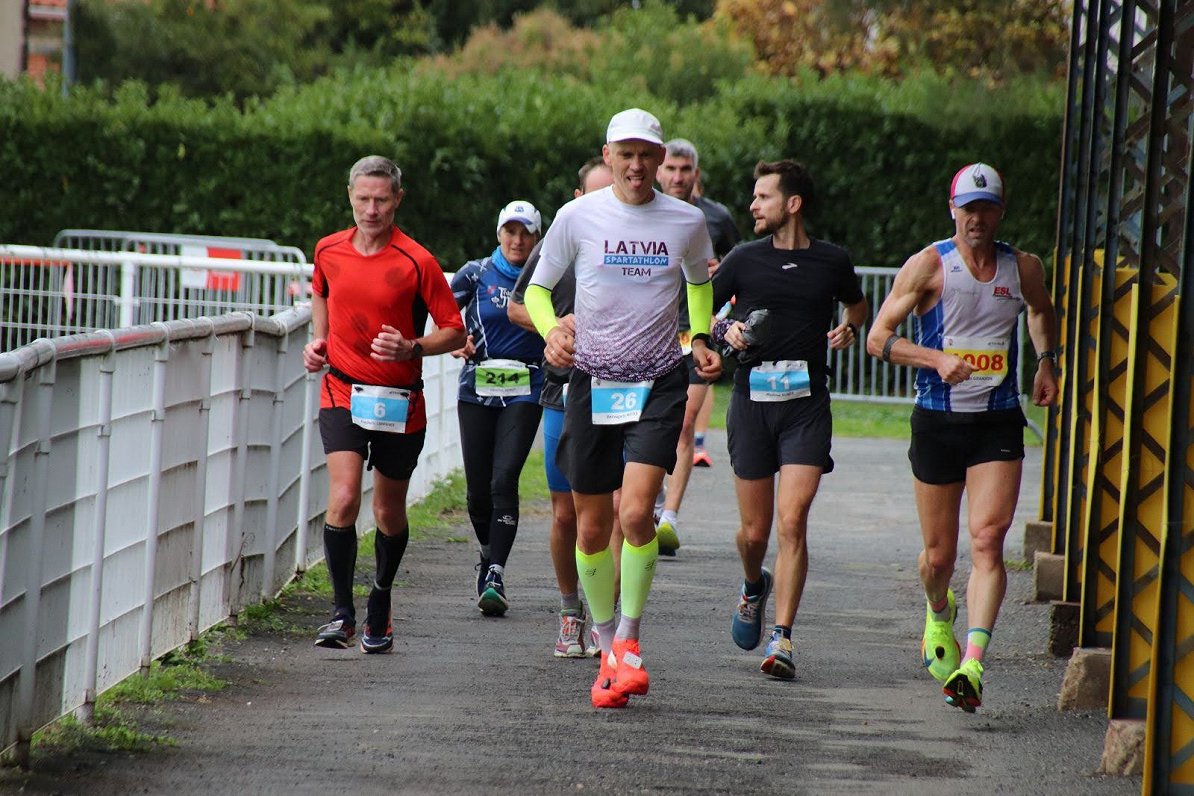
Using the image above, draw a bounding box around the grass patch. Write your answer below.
[407,468,471,537]
[31,642,226,758]
[103,659,226,706]
[1005,558,1034,572]
[32,707,177,755]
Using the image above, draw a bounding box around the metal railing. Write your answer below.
[828,267,914,403]
[1,243,311,353]
[0,307,463,767]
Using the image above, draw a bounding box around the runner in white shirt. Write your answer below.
[524,108,720,709]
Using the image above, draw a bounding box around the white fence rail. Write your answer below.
[0,308,463,766]
[1,244,313,353]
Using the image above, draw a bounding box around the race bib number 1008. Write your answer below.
[942,335,1010,385]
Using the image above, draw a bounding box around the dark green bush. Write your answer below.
[0,67,1062,270]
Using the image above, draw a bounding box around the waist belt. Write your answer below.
[328,364,423,392]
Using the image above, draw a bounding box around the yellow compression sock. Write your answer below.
[619,536,659,620]
[575,546,616,625]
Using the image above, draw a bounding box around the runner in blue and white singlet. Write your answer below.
[867,162,1058,716]
[913,239,1024,413]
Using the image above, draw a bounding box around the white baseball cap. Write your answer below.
[606,108,664,145]
[496,200,541,234]
[950,163,1004,207]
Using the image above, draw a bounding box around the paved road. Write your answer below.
[4,434,1138,795]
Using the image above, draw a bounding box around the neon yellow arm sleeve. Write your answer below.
[524,284,560,339]
[686,280,713,337]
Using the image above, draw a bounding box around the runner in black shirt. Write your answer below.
[713,159,867,680]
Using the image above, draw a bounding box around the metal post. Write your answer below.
[188,331,214,640]
[261,331,287,600]
[138,331,170,674]
[119,259,138,329]
[224,324,254,620]
[295,370,316,576]
[81,339,116,723]
[13,354,56,769]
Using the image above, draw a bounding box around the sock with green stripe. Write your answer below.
[964,627,991,663]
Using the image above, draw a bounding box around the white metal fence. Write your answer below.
[0,308,463,767]
[1,243,312,353]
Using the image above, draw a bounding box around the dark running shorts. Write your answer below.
[319,407,426,481]
[726,388,834,480]
[908,406,1026,485]
[557,363,688,494]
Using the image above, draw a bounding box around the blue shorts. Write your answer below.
[543,407,571,493]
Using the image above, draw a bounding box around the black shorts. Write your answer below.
[557,364,688,494]
[726,388,835,479]
[319,407,426,481]
[908,406,1025,485]
[683,353,706,386]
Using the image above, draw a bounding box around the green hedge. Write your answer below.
[0,67,1062,270]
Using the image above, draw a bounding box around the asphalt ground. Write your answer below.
[2,432,1139,795]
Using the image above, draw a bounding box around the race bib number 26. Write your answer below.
[590,379,653,425]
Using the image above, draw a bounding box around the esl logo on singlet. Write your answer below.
[603,239,670,278]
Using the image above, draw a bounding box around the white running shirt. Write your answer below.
[530,186,714,381]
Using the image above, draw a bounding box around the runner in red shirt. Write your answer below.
[303,155,465,654]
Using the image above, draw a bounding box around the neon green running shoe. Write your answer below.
[943,658,984,713]
[921,588,960,683]
[655,517,680,557]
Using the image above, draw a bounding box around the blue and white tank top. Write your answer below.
[913,239,1024,412]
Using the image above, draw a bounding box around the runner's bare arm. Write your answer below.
[866,248,973,382]
[1018,250,1059,406]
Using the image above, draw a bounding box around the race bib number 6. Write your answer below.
[590,379,654,425]
[943,335,1010,385]
[475,358,532,397]
[350,384,410,433]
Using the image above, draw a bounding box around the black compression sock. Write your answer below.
[374,525,410,590]
[323,522,357,619]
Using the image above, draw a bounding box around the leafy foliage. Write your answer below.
[0,62,1062,269]
[715,0,1070,82]
[430,2,754,106]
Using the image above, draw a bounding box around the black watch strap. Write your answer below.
[412,341,424,358]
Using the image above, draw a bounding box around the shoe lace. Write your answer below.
[737,593,761,623]
[559,615,582,641]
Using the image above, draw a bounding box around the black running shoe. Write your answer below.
[314,615,356,649]
[475,554,491,597]
[477,569,509,616]
[360,588,393,654]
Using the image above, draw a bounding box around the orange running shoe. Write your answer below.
[611,638,649,696]
[591,651,629,709]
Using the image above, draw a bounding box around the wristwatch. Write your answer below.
[1037,350,1057,364]
[411,341,424,358]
